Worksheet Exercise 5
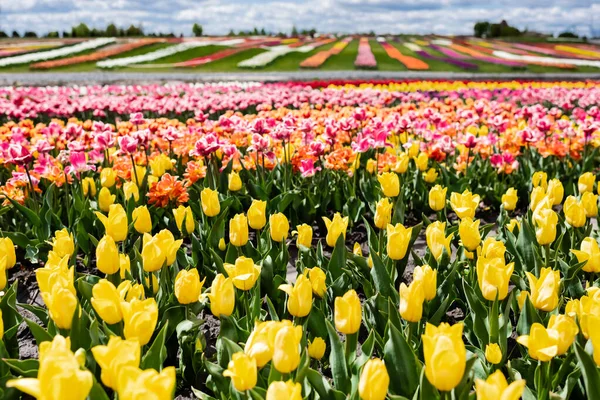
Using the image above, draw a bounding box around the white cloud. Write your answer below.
[1,0,598,37]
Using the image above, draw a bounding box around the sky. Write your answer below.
[2,0,599,37]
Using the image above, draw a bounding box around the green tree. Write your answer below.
[291,25,298,37]
[11,31,20,38]
[23,31,38,38]
[0,31,8,38]
[473,21,490,38]
[192,23,203,37]
[72,23,91,37]
[106,23,118,37]
[46,31,59,38]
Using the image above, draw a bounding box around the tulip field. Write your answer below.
[1,79,600,400]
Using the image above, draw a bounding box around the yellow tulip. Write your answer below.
[323,213,349,247]
[269,213,289,242]
[95,204,128,242]
[51,228,75,259]
[308,337,326,360]
[459,218,481,251]
[533,208,558,245]
[392,153,409,174]
[0,309,3,340]
[0,237,16,269]
[572,237,600,273]
[426,221,453,261]
[91,336,140,389]
[423,168,438,183]
[386,223,412,260]
[42,284,78,330]
[155,229,182,266]
[173,205,195,235]
[120,298,158,346]
[516,323,558,361]
[7,335,93,400]
[266,380,302,400]
[91,279,129,324]
[578,172,596,193]
[422,322,466,392]
[223,352,257,392]
[279,274,313,317]
[353,242,363,256]
[206,274,235,317]
[228,171,243,191]
[587,315,600,365]
[82,177,96,197]
[366,159,377,174]
[100,167,116,188]
[532,171,548,191]
[125,283,145,302]
[517,291,530,310]
[399,281,425,322]
[526,267,561,312]
[123,181,139,202]
[219,238,226,251]
[547,179,564,205]
[529,186,547,211]
[415,152,428,171]
[334,289,362,334]
[450,190,480,219]
[547,314,578,355]
[35,255,74,295]
[478,237,505,259]
[244,320,290,367]
[174,269,206,304]
[229,213,249,247]
[294,224,313,248]
[428,185,447,211]
[476,258,514,301]
[582,192,598,218]
[130,165,146,187]
[96,235,120,275]
[374,198,393,230]
[248,200,267,230]
[485,343,502,364]
[304,267,327,298]
[132,205,152,234]
[506,218,520,233]
[149,154,172,177]
[119,254,130,279]
[141,234,166,272]
[0,258,6,292]
[359,358,390,400]
[224,256,261,291]
[98,187,116,212]
[475,370,525,400]
[273,325,303,373]
[413,265,437,301]
[408,141,420,158]
[501,188,518,211]
[116,366,176,400]
[564,195,586,228]
[378,172,400,197]
[201,188,220,217]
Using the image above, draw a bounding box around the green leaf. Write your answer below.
[3,359,39,377]
[24,318,53,345]
[6,197,41,227]
[141,322,169,370]
[325,319,350,392]
[384,324,421,397]
[327,235,347,282]
[575,343,600,397]
[370,250,395,300]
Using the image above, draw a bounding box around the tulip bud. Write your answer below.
[223,352,257,392]
[413,265,437,301]
[578,172,596,193]
[323,213,349,247]
[526,267,560,312]
[353,242,363,256]
[415,152,428,171]
[476,258,514,301]
[547,179,563,205]
[279,275,313,317]
[392,153,409,174]
[399,281,425,322]
[428,185,447,211]
[98,187,116,212]
[294,224,313,248]
[501,188,518,211]
[206,274,235,317]
[533,208,558,245]
[224,256,261,291]
[51,228,75,259]
[123,181,139,202]
[377,172,400,197]
[506,218,520,233]
[572,237,600,273]
[218,238,226,251]
[131,165,146,187]
[121,298,158,346]
[100,167,116,188]
[304,267,327,298]
[459,218,481,252]
[269,213,289,242]
[42,284,78,330]
[95,204,128,242]
[308,337,326,360]
[475,370,525,400]
[228,171,242,192]
[485,343,502,364]
[564,195,586,228]
[248,200,267,230]
[374,198,393,230]
[0,238,16,270]
[273,325,302,373]
[334,289,362,334]
[229,214,249,247]
[91,279,124,324]
[201,188,220,217]
[119,253,130,279]
[82,177,97,197]
[532,171,548,191]
[386,223,412,260]
[582,192,598,218]
[92,336,141,390]
[422,322,466,391]
[426,221,453,261]
[516,323,558,362]
[266,380,302,400]
[132,206,152,234]
[174,269,206,304]
[359,358,390,400]
[450,190,480,219]
[96,235,120,275]
[173,205,195,235]
[423,168,438,183]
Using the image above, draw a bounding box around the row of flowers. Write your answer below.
[237,38,335,69]
[355,37,377,69]
[299,37,353,68]
[377,37,429,70]
[0,38,116,67]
